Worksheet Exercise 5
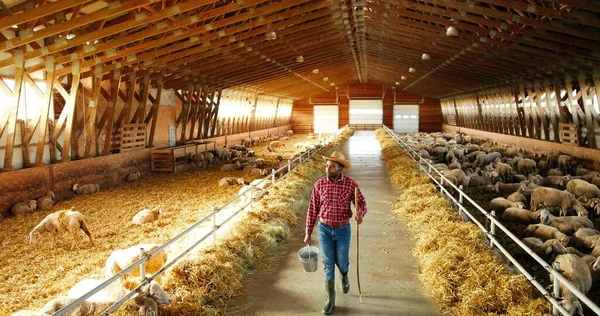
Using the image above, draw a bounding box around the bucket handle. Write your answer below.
[305,245,312,259]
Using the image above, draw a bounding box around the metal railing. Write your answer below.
[53,126,349,316]
[349,124,383,131]
[382,125,600,316]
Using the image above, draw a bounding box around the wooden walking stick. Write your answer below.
[355,187,363,303]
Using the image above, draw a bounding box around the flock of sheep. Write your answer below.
[400,132,600,315]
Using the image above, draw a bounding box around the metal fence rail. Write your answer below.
[53,126,349,316]
[382,126,600,316]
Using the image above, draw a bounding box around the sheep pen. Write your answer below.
[0,131,348,315]
[375,129,551,316]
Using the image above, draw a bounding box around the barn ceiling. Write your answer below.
[0,0,599,99]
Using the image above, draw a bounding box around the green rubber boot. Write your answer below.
[322,279,335,315]
[342,274,350,294]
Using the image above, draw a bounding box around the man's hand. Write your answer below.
[304,233,311,245]
[355,214,363,225]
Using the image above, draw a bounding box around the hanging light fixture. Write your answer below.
[265,31,277,40]
[401,76,406,80]
[323,77,329,82]
[395,81,400,85]
[330,82,335,86]
[312,69,319,74]
[446,26,458,36]
[295,55,304,63]
[409,67,416,73]
[422,53,430,60]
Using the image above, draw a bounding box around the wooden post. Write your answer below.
[35,56,56,165]
[210,88,222,137]
[131,74,150,124]
[565,74,583,146]
[84,65,102,158]
[3,50,25,170]
[544,79,560,143]
[60,60,81,162]
[578,75,597,149]
[146,75,163,148]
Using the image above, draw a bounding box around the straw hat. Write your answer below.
[322,151,351,169]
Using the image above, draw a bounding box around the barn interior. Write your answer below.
[1,0,600,315]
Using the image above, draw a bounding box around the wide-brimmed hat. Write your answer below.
[322,151,351,169]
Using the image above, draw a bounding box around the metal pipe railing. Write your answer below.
[54,126,349,316]
[382,126,600,316]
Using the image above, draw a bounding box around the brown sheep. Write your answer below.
[550,254,592,315]
[132,206,163,225]
[571,228,600,250]
[517,158,536,175]
[539,210,594,236]
[267,140,285,152]
[242,137,253,148]
[500,207,540,224]
[520,237,567,259]
[72,183,100,195]
[577,197,600,216]
[218,176,246,186]
[105,244,168,289]
[543,175,570,189]
[126,171,141,182]
[523,224,570,246]
[11,200,37,216]
[28,209,94,250]
[530,187,587,217]
[37,191,56,210]
[507,184,531,206]
[558,154,578,174]
[566,179,600,200]
[494,158,513,182]
[489,198,525,214]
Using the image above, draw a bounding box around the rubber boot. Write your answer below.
[322,279,335,315]
[342,274,350,294]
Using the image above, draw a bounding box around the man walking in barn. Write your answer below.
[304,151,367,315]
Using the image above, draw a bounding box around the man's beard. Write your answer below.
[327,171,340,179]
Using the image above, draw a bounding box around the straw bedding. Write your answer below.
[0,130,353,315]
[375,129,551,316]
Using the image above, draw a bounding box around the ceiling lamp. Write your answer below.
[422,53,430,60]
[409,67,415,73]
[401,76,406,80]
[330,82,335,86]
[296,55,304,63]
[323,77,329,82]
[313,69,319,74]
[446,26,458,37]
[395,81,400,85]
[265,31,277,40]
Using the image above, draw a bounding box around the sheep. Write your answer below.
[236,185,264,210]
[571,228,600,250]
[536,160,549,177]
[72,183,100,195]
[267,140,285,152]
[494,158,513,182]
[447,158,461,170]
[242,137,253,148]
[546,152,561,169]
[539,209,594,235]
[523,224,570,246]
[37,191,56,210]
[520,237,567,259]
[577,197,600,216]
[230,144,248,153]
[218,177,246,186]
[285,129,293,136]
[550,254,592,316]
[135,293,159,316]
[220,161,241,172]
[11,200,37,216]
[215,148,231,161]
[547,168,564,176]
[441,169,469,187]
[10,312,49,316]
[105,244,168,289]
[188,153,205,169]
[530,187,587,217]
[40,297,112,315]
[251,137,261,146]
[558,154,578,174]
[543,175,570,189]
[466,175,491,187]
[517,158,536,175]
[507,185,530,206]
[68,278,172,305]
[246,149,256,157]
[241,163,257,172]
[132,206,163,225]
[201,151,215,165]
[488,198,525,214]
[494,182,522,194]
[473,152,500,169]
[566,179,600,200]
[247,168,269,177]
[501,207,540,224]
[230,149,242,159]
[28,209,94,250]
[126,171,141,182]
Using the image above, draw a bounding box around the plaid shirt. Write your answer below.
[305,173,367,235]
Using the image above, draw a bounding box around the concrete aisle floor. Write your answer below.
[227,131,440,316]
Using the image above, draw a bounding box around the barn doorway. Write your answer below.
[393,105,419,133]
[313,105,339,134]
[349,100,383,125]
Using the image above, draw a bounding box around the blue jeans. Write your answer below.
[318,222,351,280]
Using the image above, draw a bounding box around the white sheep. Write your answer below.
[105,244,168,289]
[520,237,567,259]
[72,183,100,195]
[10,311,49,316]
[500,207,540,224]
[247,168,269,177]
[37,191,56,210]
[11,200,37,216]
[28,209,94,250]
[507,185,530,206]
[285,129,293,136]
[215,148,231,161]
[242,137,253,148]
[126,171,141,182]
[267,140,285,152]
[188,153,205,169]
[566,179,600,199]
[68,278,171,305]
[571,228,600,250]
[201,151,215,165]
[517,158,537,175]
[132,206,163,225]
[523,224,570,246]
[220,161,241,172]
[550,254,592,316]
[218,177,246,187]
[539,209,594,236]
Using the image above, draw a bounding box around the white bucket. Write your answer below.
[298,245,319,273]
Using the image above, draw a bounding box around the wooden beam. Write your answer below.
[3,50,24,170]
[101,69,120,155]
[146,75,163,147]
[0,0,95,31]
[84,65,102,158]
[578,75,597,149]
[131,74,150,123]
[59,60,81,162]
[34,56,55,165]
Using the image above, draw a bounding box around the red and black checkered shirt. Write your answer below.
[305,173,367,235]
